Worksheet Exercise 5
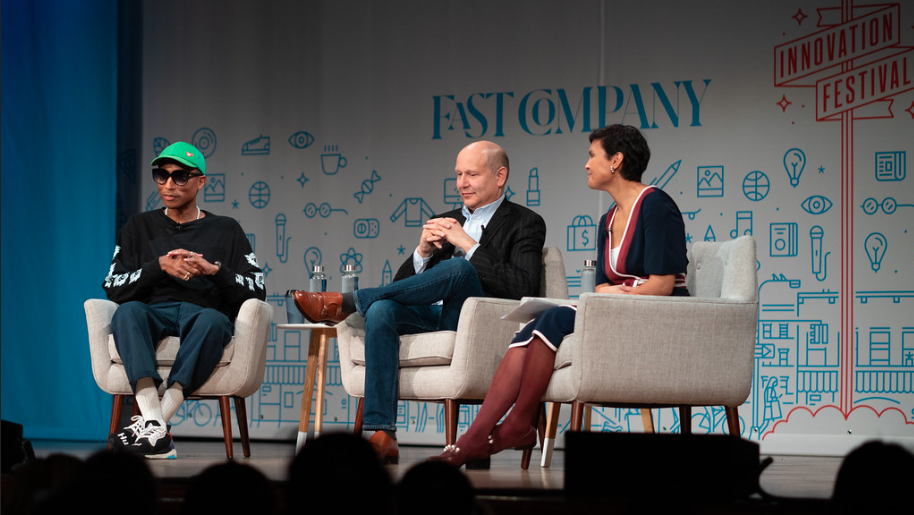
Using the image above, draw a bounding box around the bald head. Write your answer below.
[454,141,509,212]
[461,141,509,179]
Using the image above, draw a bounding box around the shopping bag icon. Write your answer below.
[567,215,597,251]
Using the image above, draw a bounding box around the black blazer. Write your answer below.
[394,200,547,300]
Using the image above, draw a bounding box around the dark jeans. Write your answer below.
[111,301,233,394]
[353,258,484,432]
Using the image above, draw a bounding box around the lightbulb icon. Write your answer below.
[783,148,806,188]
[864,232,887,273]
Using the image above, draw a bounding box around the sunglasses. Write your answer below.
[152,168,204,186]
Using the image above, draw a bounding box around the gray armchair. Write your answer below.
[335,247,568,452]
[535,236,759,466]
[84,298,273,458]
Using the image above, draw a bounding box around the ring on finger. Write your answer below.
[183,271,191,281]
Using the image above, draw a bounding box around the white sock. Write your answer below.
[161,384,185,425]
[134,378,166,427]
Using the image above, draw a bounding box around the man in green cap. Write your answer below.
[102,142,265,459]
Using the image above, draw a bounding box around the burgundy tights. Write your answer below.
[458,336,556,448]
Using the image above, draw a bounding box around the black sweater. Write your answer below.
[102,209,266,319]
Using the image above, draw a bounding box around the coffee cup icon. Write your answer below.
[321,152,348,175]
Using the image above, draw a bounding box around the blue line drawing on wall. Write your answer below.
[505,185,516,202]
[304,247,322,272]
[153,137,170,156]
[249,181,271,209]
[242,135,270,155]
[340,248,364,274]
[704,226,716,241]
[192,127,217,158]
[354,218,380,239]
[875,151,906,181]
[173,399,215,428]
[304,202,348,218]
[567,215,597,252]
[354,170,381,203]
[783,148,806,187]
[321,145,347,175]
[391,198,435,227]
[730,211,753,239]
[801,195,832,215]
[742,171,770,201]
[443,178,462,209]
[297,173,309,188]
[861,197,914,215]
[682,208,701,220]
[697,166,724,197]
[526,167,541,206]
[649,160,681,189]
[145,190,162,211]
[770,223,798,257]
[203,173,225,202]
[762,377,783,426]
[275,214,291,263]
[381,261,392,286]
[864,233,887,273]
[289,131,314,149]
[809,226,829,281]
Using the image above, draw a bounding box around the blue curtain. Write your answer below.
[2,0,118,441]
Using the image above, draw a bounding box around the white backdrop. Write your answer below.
[137,0,914,454]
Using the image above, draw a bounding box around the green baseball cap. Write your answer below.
[151,141,206,174]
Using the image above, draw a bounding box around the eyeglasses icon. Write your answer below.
[861,197,913,215]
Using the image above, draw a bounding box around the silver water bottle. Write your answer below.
[581,259,596,293]
[341,264,359,293]
[309,265,327,292]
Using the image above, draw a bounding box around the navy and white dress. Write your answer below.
[509,186,690,351]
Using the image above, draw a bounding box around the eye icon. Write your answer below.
[289,131,315,149]
[801,195,833,215]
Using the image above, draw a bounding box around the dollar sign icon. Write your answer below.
[581,229,590,247]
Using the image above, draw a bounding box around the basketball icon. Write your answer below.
[742,171,769,201]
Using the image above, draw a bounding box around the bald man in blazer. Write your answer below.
[293,141,546,463]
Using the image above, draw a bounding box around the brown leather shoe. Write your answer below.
[292,291,348,325]
[368,431,399,465]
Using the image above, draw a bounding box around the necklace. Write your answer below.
[165,206,201,222]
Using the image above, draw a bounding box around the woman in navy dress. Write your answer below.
[429,124,689,467]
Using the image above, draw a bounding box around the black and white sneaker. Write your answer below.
[127,421,176,459]
[108,415,146,449]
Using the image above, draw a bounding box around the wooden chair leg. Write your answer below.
[679,406,692,435]
[444,399,459,446]
[353,397,364,435]
[234,396,251,458]
[540,402,561,467]
[520,403,543,470]
[583,403,592,432]
[570,401,585,431]
[107,395,126,450]
[725,406,740,436]
[219,396,234,459]
[641,408,655,433]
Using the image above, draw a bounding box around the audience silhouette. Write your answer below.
[397,460,478,515]
[287,432,393,515]
[183,460,275,515]
[830,440,914,514]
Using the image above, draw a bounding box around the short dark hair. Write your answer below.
[589,125,651,182]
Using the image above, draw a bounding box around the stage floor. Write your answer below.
[28,437,842,505]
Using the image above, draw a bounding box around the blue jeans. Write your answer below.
[353,258,484,432]
[111,301,234,394]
